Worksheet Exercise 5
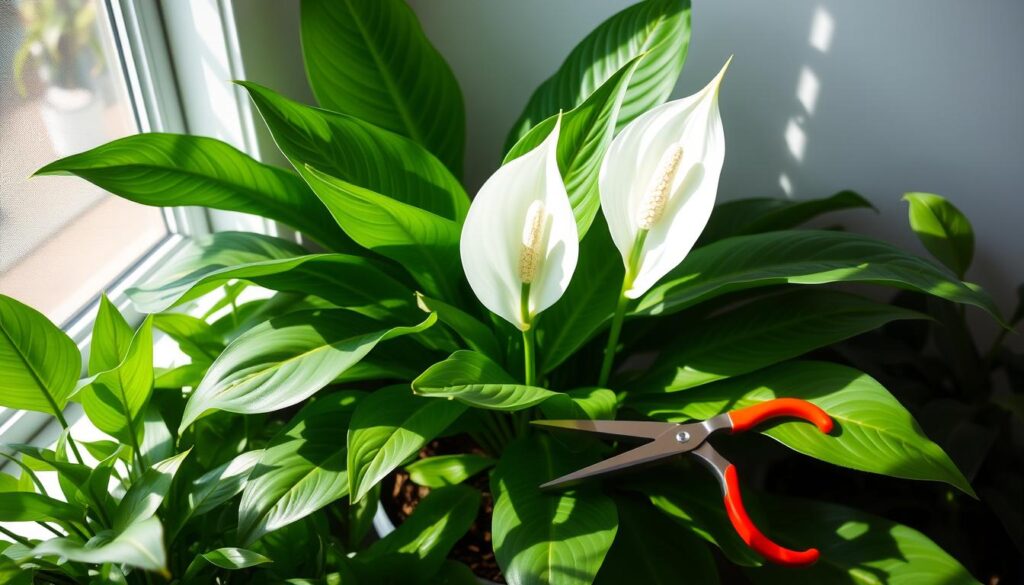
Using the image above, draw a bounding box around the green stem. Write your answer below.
[598,230,647,387]
[520,282,537,387]
[37,521,65,538]
[0,525,31,547]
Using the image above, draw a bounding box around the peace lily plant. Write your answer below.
[0,1,1019,584]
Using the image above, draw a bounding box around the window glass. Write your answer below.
[0,0,168,325]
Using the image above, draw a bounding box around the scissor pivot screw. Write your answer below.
[675,431,691,443]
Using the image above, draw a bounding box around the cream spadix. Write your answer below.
[599,57,731,299]
[461,118,578,331]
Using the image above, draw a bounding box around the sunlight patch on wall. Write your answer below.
[809,6,835,53]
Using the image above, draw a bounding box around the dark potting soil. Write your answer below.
[381,436,505,583]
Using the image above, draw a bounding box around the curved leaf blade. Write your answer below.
[699,190,874,245]
[412,351,557,411]
[903,192,974,278]
[405,454,496,489]
[0,492,84,523]
[113,450,191,531]
[301,0,465,175]
[201,547,272,570]
[32,516,167,574]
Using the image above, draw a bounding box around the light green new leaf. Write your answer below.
[302,166,463,302]
[506,56,642,237]
[238,392,362,544]
[744,496,979,585]
[185,449,263,521]
[406,454,496,489]
[595,497,718,585]
[699,191,874,245]
[0,492,83,523]
[491,435,617,585]
[301,0,465,176]
[632,361,974,495]
[0,294,80,417]
[89,294,133,375]
[412,351,558,411]
[202,547,272,569]
[347,385,467,502]
[32,515,167,573]
[635,230,1001,319]
[537,215,623,373]
[354,484,479,583]
[179,310,435,431]
[240,81,468,221]
[635,290,925,392]
[903,192,975,278]
[130,234,417,321]
[506,0,691,150]
[113,450,191,531]
[75,316,154,443]
[152,313,224,363]
[35,133,350,251]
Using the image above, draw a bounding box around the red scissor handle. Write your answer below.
[727,398,833,434]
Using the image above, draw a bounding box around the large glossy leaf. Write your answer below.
[301,0,465,175]
[698,191,873,245]
[632,361,974,495]
[491,435,617,585]
[505,0,691,150]
[32,516,167,573]
[412,350,557,411]
[89,295,133,375]
[35,133,350,251]
[240,82,468,221]
[179,310,435,431]
[0,492,83,523]
[353,484,479,584]
[302,166,463,302]
[506,57,641,237]
[406,454,496,488]
[238,392,362,544]
[635,290,924,392]
[595,496,718,585]
[347,385,466,502]
[75,316,154,444]
[744,496,979,585]
[634,230,1001,319]
[903,192,974,278]
[0,294,80,416]
[129,234,417,320]
[153,313,224,363]
[112,450,190,531]
[201,547,272,570]
[183,449,263,521]
[536,215,623,373]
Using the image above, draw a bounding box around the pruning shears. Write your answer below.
[532,398,834,567]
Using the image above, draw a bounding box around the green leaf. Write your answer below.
[536,215,624,373]
[201,547,272,569]
[406,454,496,488]
[238,392,362,544]
[0,294,80,417]
[75,317,154,443]
[152,313,224,363]
[699,191,874,244]
[32,516,167,574]
[505,0,691,150]
[539,387,618,421]
[491,435,617,585]
[635,230,1001,320]
[179,310,436,431]
[354,484,479,583]
[428,560,479,585]
[183,449,263,521]
[505,56,642,237]
[412,350,557,411]
[595,496,718,585]
[301,0,465,175]
[743,496,979,585]
[347,385,466,502]
[903,192,975,278]
[112,450,190,531]
[635,290,925,392]
[302,166,463,302]
[632,361,975,495]
[415,293,502,361]
[89,295,133,375]
[240,81,468,221]
[0,492,83,523]
[129,234,417,320]
[35,133,351,251]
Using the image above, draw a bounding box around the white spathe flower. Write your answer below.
[461,118,579,331]
[599,57,731,299]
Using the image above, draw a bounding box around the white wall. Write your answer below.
[407,0,1024,332]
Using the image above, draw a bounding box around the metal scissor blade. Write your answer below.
[531,419,677,440]
[539,437,685,490]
